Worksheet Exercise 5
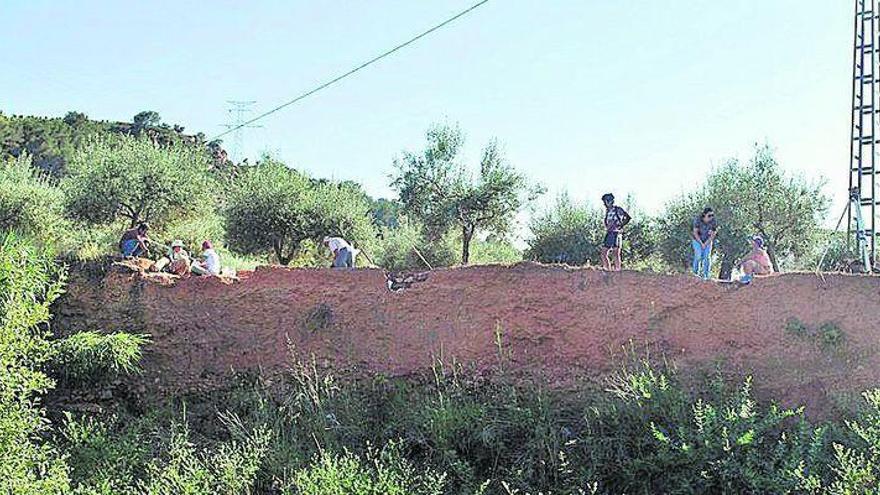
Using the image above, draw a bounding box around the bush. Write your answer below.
[288,442,446,495]
[0,232,71,493]
[526,193,657,268]
[0,153,67,245]
[52,331,150,384]
[137,421,271,495]
[374,220,458,271]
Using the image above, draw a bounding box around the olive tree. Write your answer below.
[64,136,214,229]
[391,124,540,264]
[656,145,829,277]
[224,160,376,265]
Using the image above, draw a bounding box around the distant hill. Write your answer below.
[0,110,229,175]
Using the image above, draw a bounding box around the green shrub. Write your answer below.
[785,317,809,337]
[52,331,150,384]
[0,153,67,246]
[137,421,271,495]
[0,232,71,493]
[288,442,446,495]
[818,322,845,348]
[374,220,458,271]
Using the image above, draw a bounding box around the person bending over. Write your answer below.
[323,236,357,268]
[119,222,151,257]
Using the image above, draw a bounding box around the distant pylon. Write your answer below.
[221,100,262,162]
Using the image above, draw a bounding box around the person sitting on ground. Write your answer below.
[191,240,221,276]
[600,193,631,271]
[151,240,191,275]
[323,236,356,268]
[119,222,151,257]
[691,207,718,280]
[737,235,774,283]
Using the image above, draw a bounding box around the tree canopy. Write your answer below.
[64,136,215,229]
[656,145,829,277]
[392,124,540,264]
[224,159,376,265]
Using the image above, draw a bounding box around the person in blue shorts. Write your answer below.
[600,193,631,271]
[119,222,151,257]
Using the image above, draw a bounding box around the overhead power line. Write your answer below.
[211,0,490,140]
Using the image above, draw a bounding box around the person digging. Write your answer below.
[119,222,151,258]
[150,240,192,275]
[323,236,357,268]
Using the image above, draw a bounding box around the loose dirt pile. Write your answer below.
[54,262,880,415]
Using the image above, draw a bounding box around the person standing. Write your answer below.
[323,236,357,268]
[600,193,631,271]
[691,207,718,280]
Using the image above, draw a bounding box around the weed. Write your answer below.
[785,317,810,337]
[818,322,846,348]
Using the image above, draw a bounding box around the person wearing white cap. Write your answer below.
[150,239,191,275]
[323,236,356,268]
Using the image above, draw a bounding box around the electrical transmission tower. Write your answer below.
[850,0,880,270]
[221,100,262,162]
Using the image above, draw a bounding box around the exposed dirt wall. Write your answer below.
[54,263,880,415]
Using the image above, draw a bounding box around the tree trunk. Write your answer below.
[461,225,473,265]
[767,244,780,273]
[719,258,734,280]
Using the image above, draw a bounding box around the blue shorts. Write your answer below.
[603,231,621,248]
[121,239,142,256]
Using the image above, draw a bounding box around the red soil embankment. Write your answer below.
[55,263,880,414]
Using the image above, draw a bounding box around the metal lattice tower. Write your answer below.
[850,0,880,266]
[221,100,262,163]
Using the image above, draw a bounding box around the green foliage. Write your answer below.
[526,193,658,267]
[468,236,522,265]
[785,317,809,337]
[0,111,196,177]
[0,153,67,245]
[52,331,150,384]
[794,389,880,494]
[61,412,150,492]
[656,145,829,277]
[784,319,846,349]
[64,136,215,229]
[392,124,540,264]
[224,159,376,265]
[136,421,270,495]
[288,442,446,495]
[374,219,458,271]
[0,232,71,494]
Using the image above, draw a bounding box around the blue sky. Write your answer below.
[1,1,853,220]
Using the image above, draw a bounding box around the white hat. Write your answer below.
[171,240,184,248]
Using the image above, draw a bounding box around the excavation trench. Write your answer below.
[54,261,880,416]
